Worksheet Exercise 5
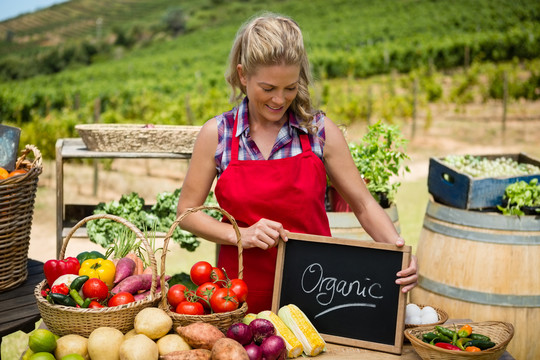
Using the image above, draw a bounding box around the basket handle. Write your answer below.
[16,144,42,170]
[60,214,159,300]
[159,206,243,301]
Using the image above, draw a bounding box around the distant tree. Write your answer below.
[162,7,186,37]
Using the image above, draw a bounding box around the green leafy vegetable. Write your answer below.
[86,189,222,251]
[498,178,540,216]
[347,121,410,206]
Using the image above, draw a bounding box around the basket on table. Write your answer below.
[159,206,248,332]
[34,214,161,337]
[0,144,42,292]
[76,124,201,153]
[404,321,514,360]
[405,304,449,329]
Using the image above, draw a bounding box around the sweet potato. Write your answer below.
[114,256,136,284]
[210,338,249,360]
[175,322,225,350]
[160,349,211,360]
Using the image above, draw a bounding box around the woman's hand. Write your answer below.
[240,218,288,250]
[395,237,419,293]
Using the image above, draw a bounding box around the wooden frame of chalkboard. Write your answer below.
[272,232,411,355]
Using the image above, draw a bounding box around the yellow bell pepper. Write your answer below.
[79,258,116,287]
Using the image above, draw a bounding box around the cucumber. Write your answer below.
[470,333,491,342]
[49,293,77,307]
[69,275,89,291]
[465,339,496,350]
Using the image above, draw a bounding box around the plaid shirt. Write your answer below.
[215,97,326,177]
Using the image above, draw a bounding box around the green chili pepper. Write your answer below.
[436,325,457,339]
[422,332,438,343]
[456,337,471,350]
[69,288,86,307]
[470,333,491,342]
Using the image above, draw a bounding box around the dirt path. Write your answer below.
[26,101,540,268]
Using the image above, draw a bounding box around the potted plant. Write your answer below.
[327,120,410,211]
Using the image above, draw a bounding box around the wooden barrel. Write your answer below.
[327,205,399,240]
[411,199,540,360]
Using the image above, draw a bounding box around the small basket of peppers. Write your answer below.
[404,321,514,360]
[34,214,161,337]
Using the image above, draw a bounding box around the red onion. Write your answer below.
[226,322,253,345]
[244,343,263,360]
[249,318,275,345]
[260,335,286,360]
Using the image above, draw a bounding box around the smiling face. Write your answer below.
[238,63,300,125]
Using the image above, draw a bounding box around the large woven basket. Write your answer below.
[34,214,161,336]
[404,321,514,360]
[0,145,42,292]
[76,124,201,153]
[159,206,248,332]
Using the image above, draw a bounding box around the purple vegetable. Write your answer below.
[111,274,170,295]
[249,318,275,345]
[244,343,263,360]
[260,335,286,360]
[113,257,136,284]
[226,322,253,345]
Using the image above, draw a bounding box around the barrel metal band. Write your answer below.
[423,217,539,245]
[419,275,540,307]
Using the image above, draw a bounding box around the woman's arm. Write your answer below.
[323,118,418,292]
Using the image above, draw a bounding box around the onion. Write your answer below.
[260,335,286,360]
[226,322,253,345]
[249,318,275,344]
[244,343,263,360]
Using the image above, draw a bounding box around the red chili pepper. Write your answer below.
[435,342,461,351]
[51,283,70,295]
[43,257,80,286]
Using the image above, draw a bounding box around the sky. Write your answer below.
[0,0,70,22]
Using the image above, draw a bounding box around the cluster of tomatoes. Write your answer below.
[167,261,248,316]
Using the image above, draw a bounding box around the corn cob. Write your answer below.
[242,313,257,325]
[278,304,326,356]
[258,310,304,358]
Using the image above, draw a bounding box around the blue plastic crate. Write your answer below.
[427,153,540,210]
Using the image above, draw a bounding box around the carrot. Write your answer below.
[125,252,144,275]
[142,266,153,275]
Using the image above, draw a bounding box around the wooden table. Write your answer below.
[0,259,43,346]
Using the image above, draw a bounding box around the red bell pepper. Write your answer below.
[43,257,80,286]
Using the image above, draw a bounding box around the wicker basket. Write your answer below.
[34,214,161,336]
[159,206,248,332]
[76,124,201,153]
[404,321,514,360]
[0,145,42,292]
[405,304,449,329]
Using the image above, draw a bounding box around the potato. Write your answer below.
[210,338,249,360]
[134,307,173,340]
[157,334,191,355]
[175,322,224,350]
[54,334,89,360]
[88,327,124,360]
[119,334,159,360]
[160,349,211,360]
[124,329,138,340]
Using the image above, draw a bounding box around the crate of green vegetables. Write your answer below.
[427,153,540,210]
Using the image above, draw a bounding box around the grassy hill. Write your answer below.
[1,0,539,158]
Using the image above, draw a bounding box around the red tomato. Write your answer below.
[190,261,213,286]
[82,278,109,301]
[229,278,248,303]
[196,282,219,309]
[88,300,104,309]
[176,300,205,315]
[167,284,187,309]
[210,287,239,313]
[210,267,226,285]
[108,292,135,307]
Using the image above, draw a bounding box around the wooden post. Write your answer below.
[502,71,508,142]
[92,98,101,196]
[412,77,418,139]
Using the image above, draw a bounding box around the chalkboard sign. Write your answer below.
[272,232,411,355]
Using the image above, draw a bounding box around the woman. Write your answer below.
[177,13,418,313]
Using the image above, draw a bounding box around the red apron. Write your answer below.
[214,110,331,313]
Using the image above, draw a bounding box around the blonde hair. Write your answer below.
[225,13,317,128]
